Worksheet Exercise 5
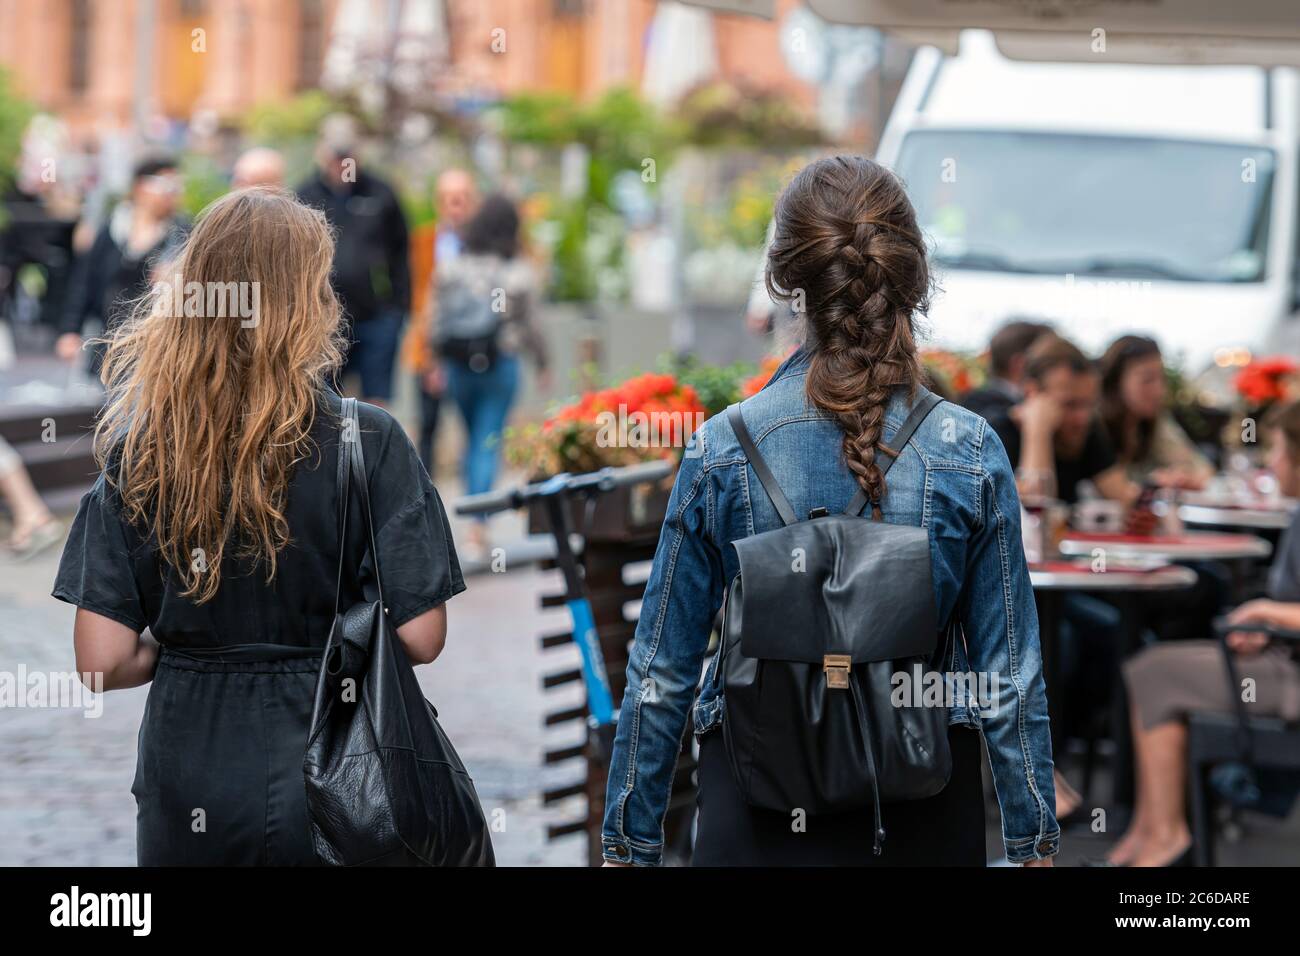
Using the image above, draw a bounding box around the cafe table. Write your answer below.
[1176,494,1296,533]
[1058,529,1273,612]
[1057,530,1273,563]
[1029,560,1198,813]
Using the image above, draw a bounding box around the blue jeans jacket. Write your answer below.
[602,348,1059,864]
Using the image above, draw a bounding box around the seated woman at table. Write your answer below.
[1100,335,1226,643]
[1105,401,1300,866]
[1099,334,1213,490]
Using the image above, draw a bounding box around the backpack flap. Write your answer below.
[731,514,938,665]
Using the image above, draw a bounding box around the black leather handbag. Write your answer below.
[716,392,954,855]
[303,397,495,866]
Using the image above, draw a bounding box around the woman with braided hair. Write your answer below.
[602,156,1057,866]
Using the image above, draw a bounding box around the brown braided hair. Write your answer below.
[765,155,931,509]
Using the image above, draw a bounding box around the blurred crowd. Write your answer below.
[1,114,552,565]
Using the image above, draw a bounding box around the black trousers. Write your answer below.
[692,723,986,866]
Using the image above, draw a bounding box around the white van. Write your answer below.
[874,30,1300,382]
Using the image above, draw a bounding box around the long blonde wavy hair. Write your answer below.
[96,187,345,603]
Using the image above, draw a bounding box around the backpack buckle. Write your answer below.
[823,654,852,689]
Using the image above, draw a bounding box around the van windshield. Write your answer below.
[894,130,1274,283]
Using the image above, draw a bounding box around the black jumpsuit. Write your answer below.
[53,392,465,865]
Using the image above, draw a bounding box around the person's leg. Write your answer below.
[443,361,480,493]
[0,438,58,553]
[1124,720,1191,866]
[355,310,403,407]
[464,355,519,498]
[1106,640,1258,866]
[1106,700,1157,865]
[417,377,441,476]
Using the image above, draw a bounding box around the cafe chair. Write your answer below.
[1187,622,1300,866]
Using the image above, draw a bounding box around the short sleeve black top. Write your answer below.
[52,390,465,649]
[983,406,1117,505]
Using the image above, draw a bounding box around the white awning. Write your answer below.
[802,0,1300,40]
[677,0,1300,66]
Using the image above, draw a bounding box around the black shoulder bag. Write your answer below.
[303,397,495,866]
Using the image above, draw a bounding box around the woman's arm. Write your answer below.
[1226,599,1300,654]
[72,608,157,691]
[961,426,1060,864]
[396,604,448,665]
[601,449,720,865]
[1148,414,1213,489]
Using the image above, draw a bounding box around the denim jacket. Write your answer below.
[601,348,1059,865]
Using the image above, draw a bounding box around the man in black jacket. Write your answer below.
[296,115,410,406]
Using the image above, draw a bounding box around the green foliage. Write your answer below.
[241,90,348,143]
[0,68,35,196]
[659,354,755,416]
[496,86,676,205]
[548,198,595,302]
[495,91,583,146]
[400,183,438,229]
[179,153,231,219]
[496,88,676,302]
[577,87,677,195]
[677,81,823,149]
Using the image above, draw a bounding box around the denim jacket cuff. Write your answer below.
[602,835,662,866]
[1004,829,1060,864]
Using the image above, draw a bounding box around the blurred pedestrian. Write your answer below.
[51,189,463,865]
[232,147,285,189]
[403,168,479,475]
[56,156,188,376]
[296,114,410,407]
[430,193,549,562]
[1099,334,1213,488]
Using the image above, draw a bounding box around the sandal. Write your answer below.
[7,517,64,561]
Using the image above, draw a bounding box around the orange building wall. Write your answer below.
[0,0,815,133]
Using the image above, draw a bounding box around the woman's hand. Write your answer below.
[421,362,446,396]
[1012,393,1062,440]
[55,332,83,362]
[1022,857,1054,867]
[1225,599,1300,655]
[601,860,632,867]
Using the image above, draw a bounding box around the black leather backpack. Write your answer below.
[716,390,954,855]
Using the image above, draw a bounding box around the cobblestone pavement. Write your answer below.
[0,513,588,867]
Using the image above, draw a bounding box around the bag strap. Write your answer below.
[332,397,354,620]
[845,389,944,519]
[332,397,385,615]
[727,403,799,527]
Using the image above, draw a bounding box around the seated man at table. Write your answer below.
[962,317,1053,422]
[1104,400,1300,866]
[982,332,1139,506]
